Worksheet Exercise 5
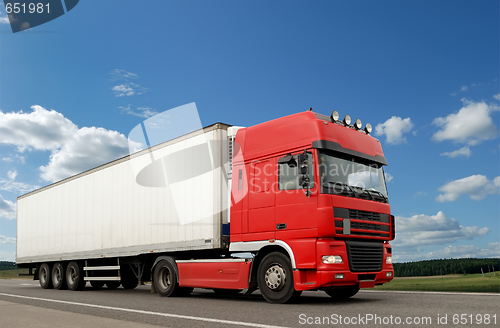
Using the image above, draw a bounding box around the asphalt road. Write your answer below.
[0,279,498,328]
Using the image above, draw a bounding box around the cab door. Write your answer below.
[275,151,318,240]
[246,158,276,240]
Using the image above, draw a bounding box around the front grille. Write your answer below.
[349,209,381,222]
[351,221,382,231]
[346,241,383,272]
[334,208,391,238]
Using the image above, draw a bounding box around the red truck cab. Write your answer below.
[228,110,394,302]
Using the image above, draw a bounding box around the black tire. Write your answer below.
[153,260,186,297]
[106,281,121,289]
[39,263,53,289]
[52,262,67,290]
[66,261,86,291]
[324,285,360,300]
[213,289,242,295]
[257,252,301,304]
[90,281,105,289]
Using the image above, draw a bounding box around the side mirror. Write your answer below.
[298,152,311,196]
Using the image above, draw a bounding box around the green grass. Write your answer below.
[0,268,33,279]
[373,272,500,293]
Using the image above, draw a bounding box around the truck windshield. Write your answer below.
[318,150,388,203]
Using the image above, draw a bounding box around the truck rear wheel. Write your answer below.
[257,252,301,304]
[324,285,360,299]
[66,261,86,291]
[39,263,53,289]
[52,262,67,290]
[153,260,190,297]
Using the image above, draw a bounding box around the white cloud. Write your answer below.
[0,194,16,220]
[109,69,138,80]
[436,175,499,202]
[0,105,77,152]
[0,235,16,244]
[112,83,148,97]
[7,170,17,180]
[0,11,9,24]
[118,104,159,118]
[432,99,498,145]
[392,211,489,249]
[494,94,500,101]
[0,178,39,195]
[2,154,26,164]
[0,105,141,184]
[460,85,468,92]
[423,243,500,259]
[384,172,393,183]
[393,242,500,262]
[440,146,471,158]
[375,116,414,145]
[39,127,137,182]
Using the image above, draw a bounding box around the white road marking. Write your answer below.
[0,292,287,328]
[361,290,499,296]
[20,284,36,286]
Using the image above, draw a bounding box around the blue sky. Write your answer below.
[0,0,498,262]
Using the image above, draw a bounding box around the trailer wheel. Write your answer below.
[52,262,67,290]
[257,252,301,304]
[39,263,53,289]
[90,281,105,289]
[154,260,182,297]
[66,261,86,291]
[324,285,360,299]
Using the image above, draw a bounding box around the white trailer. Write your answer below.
[16,123,238,290]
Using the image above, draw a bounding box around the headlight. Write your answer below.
[354,118,362,130]
[322,255,343,264]
[386,256,392,264]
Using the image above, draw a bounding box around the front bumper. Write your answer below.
[293,238,394,291]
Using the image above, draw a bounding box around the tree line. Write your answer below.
[394,258,499,277]
[0,261,16,271]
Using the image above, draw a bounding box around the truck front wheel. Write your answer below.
[66,261,86,291]
[257,252,301,304]
[39,263,53,289]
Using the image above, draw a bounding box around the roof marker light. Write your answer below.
[365,123,372,134]
[343,114,351,126]
[354,118,362,130]
[330,110,339,122]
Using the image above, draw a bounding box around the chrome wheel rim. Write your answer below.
[158,266,172,290]
[68,267,77,286]
[265,264,286,291]
[40,267,48,285]
[53,267,61,285]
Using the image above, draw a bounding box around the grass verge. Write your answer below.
[373,272,500,293]
[0,268,33,279]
